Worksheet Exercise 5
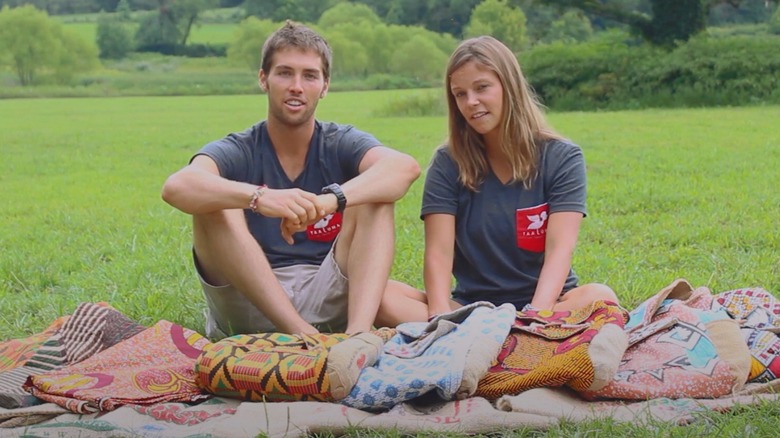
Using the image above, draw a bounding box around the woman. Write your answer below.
[376,36,617,326]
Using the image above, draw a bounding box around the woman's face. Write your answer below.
[449,61,504,141]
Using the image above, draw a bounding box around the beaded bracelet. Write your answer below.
[248,185,267,212]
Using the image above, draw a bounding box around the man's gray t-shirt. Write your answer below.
[194,120,379,268]
[421,139,587,308]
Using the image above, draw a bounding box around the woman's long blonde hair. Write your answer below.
[444,36,562,191]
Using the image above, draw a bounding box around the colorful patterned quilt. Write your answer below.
[475,299,629,399]
[714,287,780,383]
[0,302,144,409]
[1,288,780,435]
[581,279,752,400]
[23,320,211,413]
[195,331,385,402]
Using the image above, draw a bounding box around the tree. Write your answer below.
[709,0,777,25]
[0,5,98,85]
[771,4,780,34]
[424,0,483,36]
[544,9,593,43]
[96,11,134,59]
[244,0,343,23]
[227,17,279,70]
[116,0,132,20]
[322,22,394,74]
[390,34,448,81]
[134,0,215,49]
[135,6,180,48]
[172,0,217,46]
[326,32,369,77]
[318,2,382,28]
[366,0,481,36]
[465,0,528,52]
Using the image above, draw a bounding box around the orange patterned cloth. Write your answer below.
[195,332,349,402]
[23,320,211,413]
[0,317,68,373]
[475,300,629,400]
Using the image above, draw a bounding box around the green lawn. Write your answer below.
[2,92,779,335]
[2,93,780,435]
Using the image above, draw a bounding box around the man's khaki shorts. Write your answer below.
[194,246,349,340]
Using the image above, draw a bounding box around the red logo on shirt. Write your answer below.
[516,203,548,252]
[306,212,342,242]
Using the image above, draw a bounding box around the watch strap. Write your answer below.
[321,183,347,213]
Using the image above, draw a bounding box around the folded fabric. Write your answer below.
[195,332,383,402]
[0,302,145,409]
[0,316,68,373]
[581,279,752,400]
[474,299,629,400]
[342,302,515,411]
[23,320,210,413]
[0,402,68,429]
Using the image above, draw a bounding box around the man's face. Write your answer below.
[259,48,329,129]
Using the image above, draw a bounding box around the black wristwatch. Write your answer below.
[321,183,347,213]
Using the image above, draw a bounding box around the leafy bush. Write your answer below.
[707,23,769,38]
[135,43,226,57]
[521,30,780,110]
[630,35,780,107]
[521,32,656,110]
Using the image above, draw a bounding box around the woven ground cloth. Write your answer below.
[4,383,780,438]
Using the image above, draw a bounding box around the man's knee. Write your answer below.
[192,211,248,285]
[193,210,248,243]
[343,202,394,229]
[586,283,619,304]
[351,202,394,218]
[194,210,232,232]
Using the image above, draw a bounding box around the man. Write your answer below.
[161,21,420,339]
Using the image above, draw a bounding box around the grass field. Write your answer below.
[2,91,780,435]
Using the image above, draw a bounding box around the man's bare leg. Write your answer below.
[333,203,395,334]
[193,209,316,334]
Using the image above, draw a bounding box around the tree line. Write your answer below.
[1,0,779,98]
[1,0,778,42]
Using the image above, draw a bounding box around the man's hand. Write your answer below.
[279,192,340,244]
[253,188,322,222]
